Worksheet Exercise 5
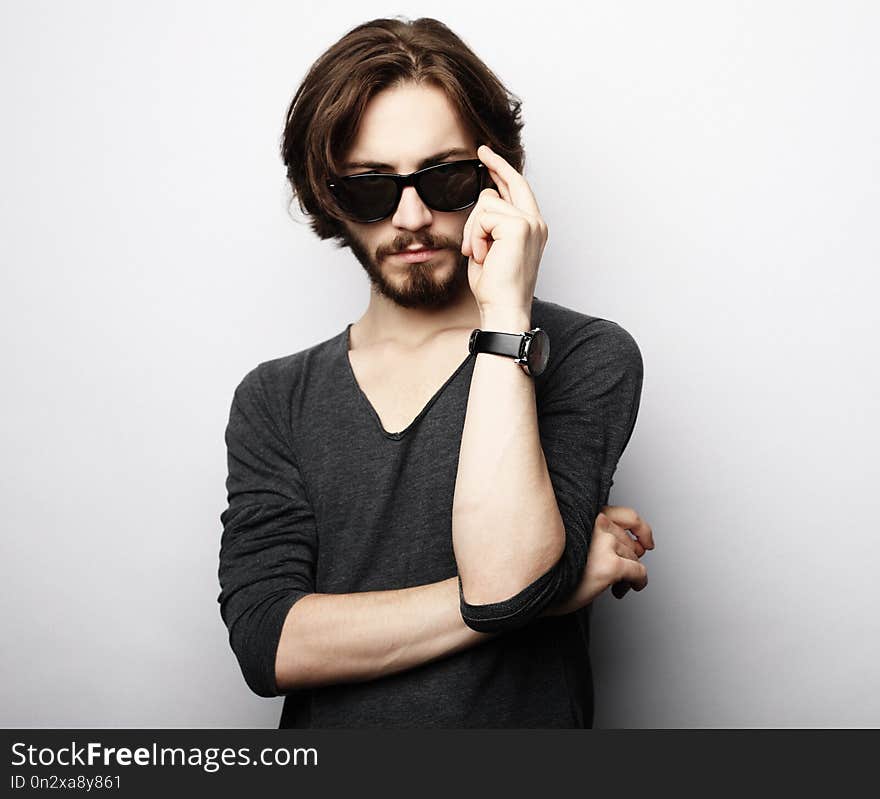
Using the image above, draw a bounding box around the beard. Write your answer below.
[342,228,471,310]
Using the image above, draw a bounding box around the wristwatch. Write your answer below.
[468,327,551,377]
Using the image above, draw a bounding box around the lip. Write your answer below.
[392,248,444,263]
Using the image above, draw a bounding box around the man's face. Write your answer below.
[336,82,476,309]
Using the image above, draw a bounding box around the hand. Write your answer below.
[540,505,655,617]
[604,505,654,599]
[461,144,548,316]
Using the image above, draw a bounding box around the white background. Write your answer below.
[2,0,878,727]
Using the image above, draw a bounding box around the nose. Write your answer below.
[390,185,433,229]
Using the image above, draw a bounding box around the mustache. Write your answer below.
[386,238,457,255]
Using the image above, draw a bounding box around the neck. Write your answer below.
[353,287,483,350]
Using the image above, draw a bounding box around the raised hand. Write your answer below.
[461,144,548,317]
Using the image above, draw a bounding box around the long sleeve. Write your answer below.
[217,365,318,697]
[458,319,643,633]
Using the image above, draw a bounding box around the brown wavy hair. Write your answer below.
[279,15,526,247]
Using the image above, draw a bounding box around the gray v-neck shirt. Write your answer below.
[217,296,643,728]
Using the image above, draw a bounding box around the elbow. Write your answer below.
[224,591,312,698]
[458,557,563,634]
[458,525,587,634]
[228,621,283,698]
[247,675,280,699]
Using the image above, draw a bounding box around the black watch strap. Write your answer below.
[468,329,524,360]
[469,327,550,377]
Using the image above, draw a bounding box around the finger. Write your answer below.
[485,166,531,212]
[618,558,648,591]
[603,505,655,551]
[474,191,529,219]
[611,580,631,599]
[469,209,528,265]
[606,518,646,559]
[477,144,541,216]
[617,539,644,561]
[462,190,526,257]
[461,195,487,257]
[484,167,512,204]
[461,188,501,256]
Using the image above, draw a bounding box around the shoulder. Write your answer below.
[233,328,344,394]
[532,296,643,387]
[228,327,347,429]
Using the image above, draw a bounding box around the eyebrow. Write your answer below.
[342,147,473,171]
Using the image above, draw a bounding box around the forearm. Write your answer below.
[452,307,567,606]
[274,576,496,692]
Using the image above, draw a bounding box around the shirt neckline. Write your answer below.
[340,322,473,441]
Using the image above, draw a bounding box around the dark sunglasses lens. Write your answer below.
[418,162,481,210]
[336,175,398,221]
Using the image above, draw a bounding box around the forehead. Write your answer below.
[343,83,475,172]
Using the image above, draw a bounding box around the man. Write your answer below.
[217,16,654,728]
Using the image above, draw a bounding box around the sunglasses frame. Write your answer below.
[327,158,490,223]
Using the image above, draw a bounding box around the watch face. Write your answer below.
[526,329,550,376]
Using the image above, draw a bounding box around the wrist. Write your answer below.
[478,307,531,332]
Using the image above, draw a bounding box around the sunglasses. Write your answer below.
[327,158,492,223]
